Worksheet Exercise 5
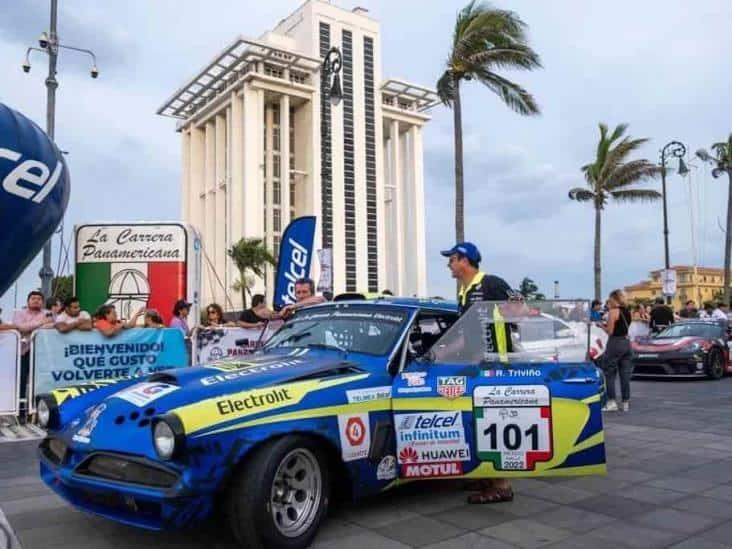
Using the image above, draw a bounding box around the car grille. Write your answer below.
[75,454,179,488]
[78,488,162,517]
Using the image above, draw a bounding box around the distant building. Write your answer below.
[158,0,437,307]
[624,266,730,310]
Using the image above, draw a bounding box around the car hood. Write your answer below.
[632,336,705,353]
[58,348,370,454]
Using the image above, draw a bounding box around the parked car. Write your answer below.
[632,319,731,379]
[37,299,605,549]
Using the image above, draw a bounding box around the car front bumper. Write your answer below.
[632,351,708,377]
[39,438,213,531]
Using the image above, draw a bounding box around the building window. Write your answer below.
[273,127,280,152]
[342,29,356,292]
[273,155,281,178]
[364,35,378,292]
[264,64,284,79]
[320,22,333,250]
[273,208,281,233]
[273,180,281,205]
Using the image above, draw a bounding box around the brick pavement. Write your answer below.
[2,377,732,548]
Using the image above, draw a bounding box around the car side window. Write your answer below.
[408,313,458,357]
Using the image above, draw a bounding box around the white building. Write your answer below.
[158,0,437,308]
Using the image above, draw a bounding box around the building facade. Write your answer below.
[624,266,730,310]
[158,0,437,308]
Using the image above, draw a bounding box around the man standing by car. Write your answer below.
[280,278,326,319]
[441,242,515,505]
[650,296,674,333]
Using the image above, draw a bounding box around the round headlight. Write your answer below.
[153,421,176,460]
[37,399,50,428]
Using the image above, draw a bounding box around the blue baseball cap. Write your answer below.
[440,242,481,264]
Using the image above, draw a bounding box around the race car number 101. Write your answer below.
[473,385,554,471]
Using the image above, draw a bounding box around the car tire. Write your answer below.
[706,348,725,380]
[226,435,331,549]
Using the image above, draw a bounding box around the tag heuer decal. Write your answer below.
[437,376,466,399]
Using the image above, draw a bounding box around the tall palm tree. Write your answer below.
[227,238,276,309]
[437,0,542,242]
[569,123,662,300]
[699,134,732,305]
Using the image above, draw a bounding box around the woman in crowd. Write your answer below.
[601,289,633,412]
[170,299,191,336]
[94,305,143,337]
[45,297,63,321]
[204,303,234,327]
[143,309,166,328]
[628,306,650,341]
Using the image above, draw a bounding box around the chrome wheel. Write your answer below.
[270,448,322,538]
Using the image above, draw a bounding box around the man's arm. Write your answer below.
[12,313,53,334]
[280,296,326,318]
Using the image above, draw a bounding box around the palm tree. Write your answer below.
[227,238,276,309]
[569,123,662,300]
[698,134,732,305]
[437,0,542,242]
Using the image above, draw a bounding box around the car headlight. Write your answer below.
[35,395,59,429]
[151,415,185,460]
[37,398,50,428]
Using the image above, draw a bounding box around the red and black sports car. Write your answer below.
[632,320,731,379]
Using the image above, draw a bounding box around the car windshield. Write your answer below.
[263,305,409,356]
[427,300,591,365]
[655,323,724,339]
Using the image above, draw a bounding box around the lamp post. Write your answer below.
[22,0,98,298]
[659,141,688,304]
[697,144,732,305]
[319,46,342,251]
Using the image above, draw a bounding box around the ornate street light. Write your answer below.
[21,0,98,298]
[659,141,688,280]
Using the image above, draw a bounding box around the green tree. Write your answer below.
[569,123,662,300]
[437,0,541,243]
[227,238,276,309]
[51,275,73,303]
[699,134,732,305]
[519,277,545,300]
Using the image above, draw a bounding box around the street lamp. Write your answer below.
[319,46,342,251]
[659,141,688,303]
[697,144,732,305]
[21,0,98,298]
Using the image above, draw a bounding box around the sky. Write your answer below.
[1,0,731,312]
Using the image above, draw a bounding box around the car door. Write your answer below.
[391,301,607,481]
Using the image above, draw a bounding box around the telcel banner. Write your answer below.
[0,330,21,415]
[32,328,188,396]
[193,326,265,364]
[274,216,316,309]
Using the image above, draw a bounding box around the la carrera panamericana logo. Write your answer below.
[399,446,418,463]
[345,416,366,446]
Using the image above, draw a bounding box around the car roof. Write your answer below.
[307,297,458,314]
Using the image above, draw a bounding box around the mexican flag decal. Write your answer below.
[75,224,189,324]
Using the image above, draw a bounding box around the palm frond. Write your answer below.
[712,135,732,162]
[568,188,596,202]
[467,43,542,71]
[475,69,540,115]
[597,136,650,182]
[436,70,456,106]
[604,160,662,191]
[609,189,661,203]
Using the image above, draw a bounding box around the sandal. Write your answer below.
[467,488,514,504]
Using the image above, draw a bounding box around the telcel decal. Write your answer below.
[395,412,469,464]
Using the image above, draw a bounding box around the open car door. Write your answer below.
[392,300,606,480]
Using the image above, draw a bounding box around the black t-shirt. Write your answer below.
[459,273,513,315]
[459,272,515,356]
[650,305,674,333]
[239,309,267,324]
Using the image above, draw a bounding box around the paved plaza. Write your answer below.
[2,377,732,548]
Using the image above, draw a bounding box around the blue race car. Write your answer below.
[37,299,606,549]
